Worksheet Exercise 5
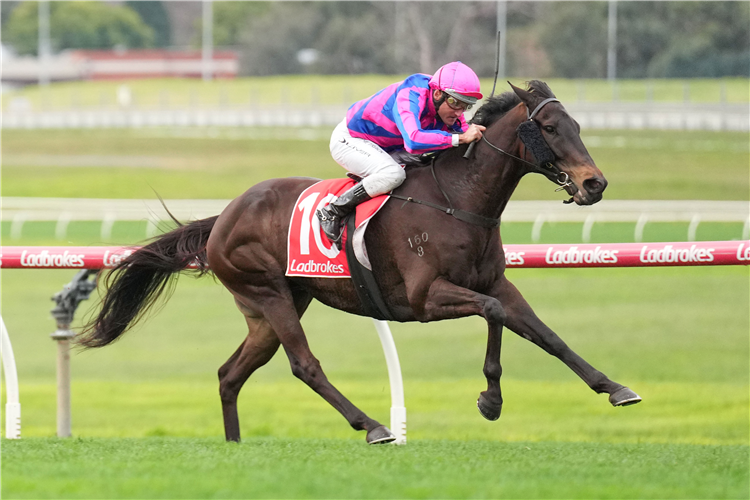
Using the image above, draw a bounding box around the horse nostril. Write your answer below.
[583,177,607,195]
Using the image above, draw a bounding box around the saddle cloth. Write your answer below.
[286,178,388,278]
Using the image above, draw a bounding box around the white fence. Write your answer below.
[3,103,748,131]
[3,197,749,243]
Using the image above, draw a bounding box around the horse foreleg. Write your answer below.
[219,316,280,442]
[413,278,507,421]
[497,276,641,406]
[261,294,395,444]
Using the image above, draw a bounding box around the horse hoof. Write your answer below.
[477,394,502,421]
[609,387,642,407]
[366,425,396,445]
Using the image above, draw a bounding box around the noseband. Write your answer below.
[480,98,576,203]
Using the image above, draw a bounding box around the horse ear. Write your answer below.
[508,81,533,106]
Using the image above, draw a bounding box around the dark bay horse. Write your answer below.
[80,81,641,444]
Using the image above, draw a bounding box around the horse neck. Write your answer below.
[434,106,527,220]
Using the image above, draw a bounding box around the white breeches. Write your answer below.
[329,119,406,197]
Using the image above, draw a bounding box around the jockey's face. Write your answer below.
[433,90,465,126]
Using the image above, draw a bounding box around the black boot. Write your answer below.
[316,183,371,247]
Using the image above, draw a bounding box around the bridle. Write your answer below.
[479,97,577,203]
[387,96,579,228]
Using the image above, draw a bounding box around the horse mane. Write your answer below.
[471,80,556,128]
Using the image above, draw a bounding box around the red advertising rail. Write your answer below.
[1,241,749,270]
[502,240,750,268]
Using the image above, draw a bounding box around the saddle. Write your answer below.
[388,149,441,167]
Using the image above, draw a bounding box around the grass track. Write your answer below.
[2,266,747,497]
[2,120,748,497]
[3,219,747,247]
[2,438,747,499]
[2,128,748,200]
[11,380,749,445]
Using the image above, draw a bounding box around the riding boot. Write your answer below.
[316,182,371,247]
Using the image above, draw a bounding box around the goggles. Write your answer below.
[444,94,472,111]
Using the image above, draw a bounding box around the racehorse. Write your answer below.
[79,80,641,444]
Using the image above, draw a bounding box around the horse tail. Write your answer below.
[78,215,218,348]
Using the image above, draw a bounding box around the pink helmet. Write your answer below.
[428,61,483,104]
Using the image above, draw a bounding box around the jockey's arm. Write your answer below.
[394,88,454,154]
[457,123,486,144]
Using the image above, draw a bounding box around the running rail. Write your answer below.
[2,241,749,269]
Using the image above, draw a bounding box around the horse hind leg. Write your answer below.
[260,292,394,444]
[220,291,313,443]
[219,313,280,442]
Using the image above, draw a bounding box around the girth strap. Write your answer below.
[344,214,395,321]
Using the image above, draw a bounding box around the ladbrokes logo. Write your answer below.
[639,244,714,263]
[545,246,618,265]
[289,259,345,274]
[103,249,133,267]
[736,242,750,262]
[20,250,85,268]
[504,251,525,266]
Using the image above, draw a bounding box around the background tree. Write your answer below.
[4,1,154,56]
[535,1,749,78]
[1,0,746,78]
[238,2,324,75]
[211,2,271,48]
[0,1,21,33]
[643,1,750,77]
[313,2,398,74]
[126,1,170,48]
[538,2,608,78]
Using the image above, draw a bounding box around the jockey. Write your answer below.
[317,61,486,247]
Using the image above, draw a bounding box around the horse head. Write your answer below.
[509,81,607,205]
[472,81,607,206]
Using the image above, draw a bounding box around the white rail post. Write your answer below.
[50,329,75,437]
[49,269,98,438]
[531,214,545,243]
[372,319,406,445]
[1,316,22,439]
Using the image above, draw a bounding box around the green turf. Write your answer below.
[2,438,747,499]
[3,220,746,247]
[2,269,748,497]
[9,378,748,445]
[2,128,748,201]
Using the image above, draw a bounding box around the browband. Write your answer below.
[527,97,560,120]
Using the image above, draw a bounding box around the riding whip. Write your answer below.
[464,30,501,160]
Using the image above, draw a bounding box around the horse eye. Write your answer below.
[543,125,555,134]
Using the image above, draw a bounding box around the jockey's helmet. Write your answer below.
[429,61,483,105]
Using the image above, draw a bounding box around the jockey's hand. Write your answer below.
[459,124,486,144]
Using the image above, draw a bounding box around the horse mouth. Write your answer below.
[572,176,607,205]
[573,191,603,206]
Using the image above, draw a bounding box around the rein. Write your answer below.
[389,160,500,229]
[386,98,577,226]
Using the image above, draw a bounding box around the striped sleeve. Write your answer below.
[393,86,453,154]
